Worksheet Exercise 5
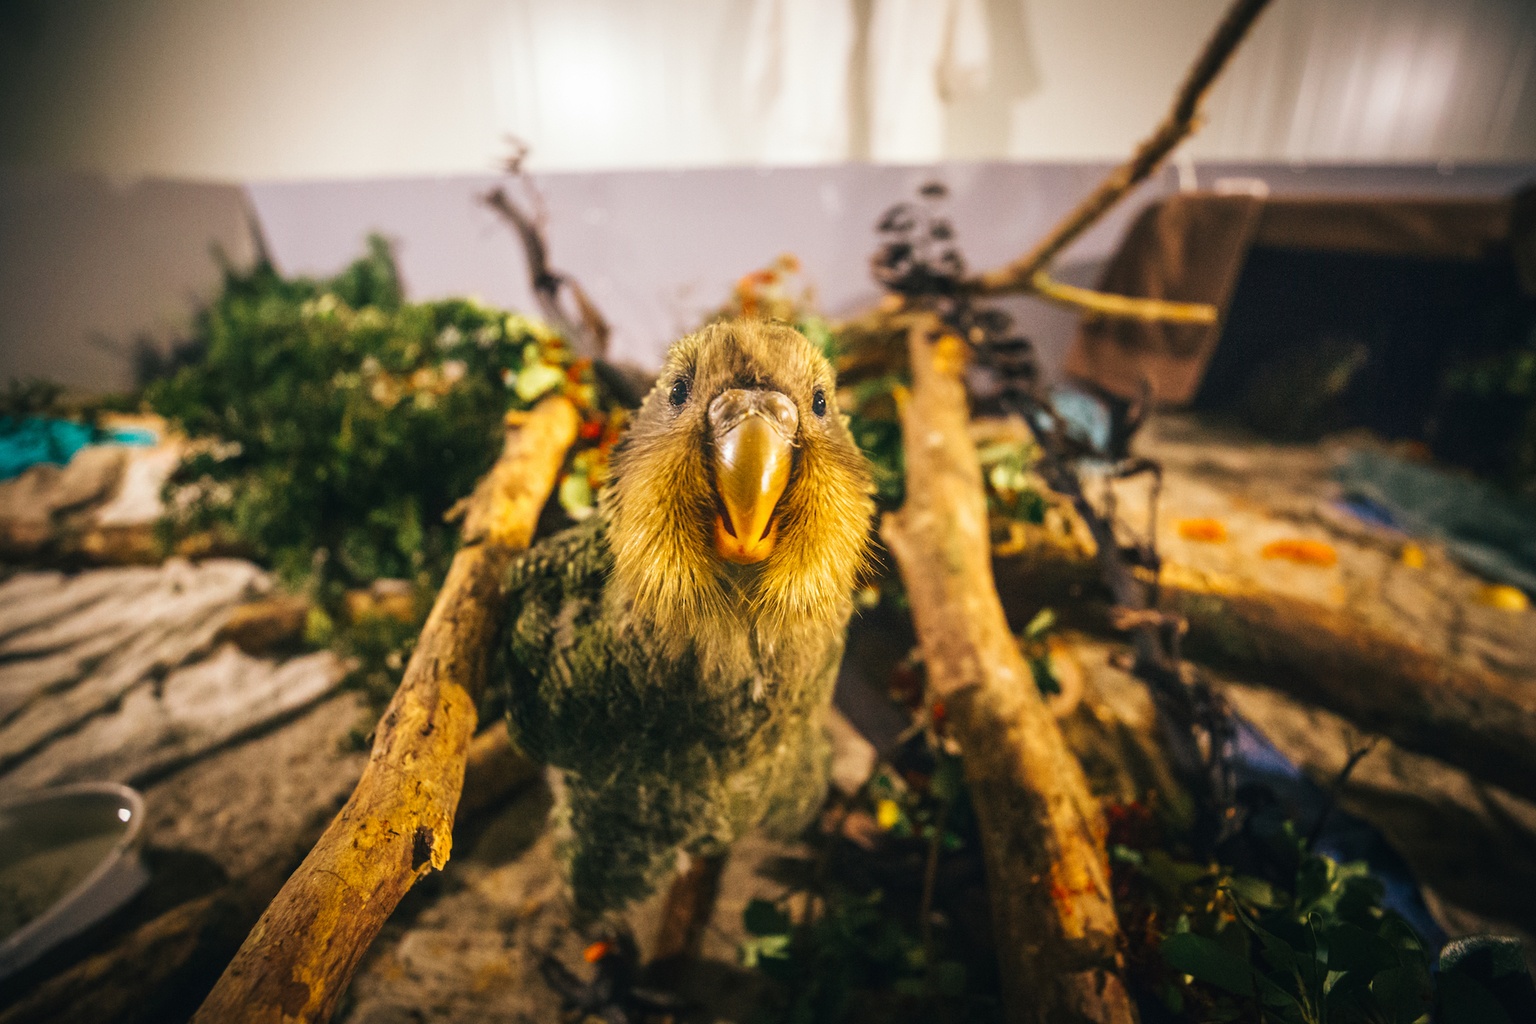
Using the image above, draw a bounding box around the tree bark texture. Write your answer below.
[880,315,1136,1024]
[991,533,1536,805]
[192,396,579,1024]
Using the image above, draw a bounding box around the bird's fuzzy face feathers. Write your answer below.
[602,319,874,660]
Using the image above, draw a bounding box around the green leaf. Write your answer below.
[1225,875,1282,910]
[740,932,791,968]
[1022,607,1056,639]
[557,472,595,521]
[744,898,791,937]
[1326,922,1399,973]
[1370,964,1433,1024]
[1161,933,1257,998]
[513,360,565,402]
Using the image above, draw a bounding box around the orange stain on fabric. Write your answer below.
[1261,539,1338,567]
[1176,518,1228,543]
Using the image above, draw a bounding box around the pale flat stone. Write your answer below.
[1,645,346,789]
[91,444,180,528]
[0,559,266,770]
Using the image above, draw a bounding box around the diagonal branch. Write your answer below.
[881,311,1136,1024]
[192,396,579,1024]
[968,0,1272,300]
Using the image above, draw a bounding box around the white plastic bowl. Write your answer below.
[0,782,149,980]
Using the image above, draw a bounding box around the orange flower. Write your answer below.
[583,940,612,963]
[1176,518,1228,543]
[1261,539,1337,567]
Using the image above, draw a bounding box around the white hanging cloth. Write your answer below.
[867,0,991,162]
[742,0,857,163]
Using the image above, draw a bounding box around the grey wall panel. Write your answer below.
[0,172,258,393]
[3,161,1532,395]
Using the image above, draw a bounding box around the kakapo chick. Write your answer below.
[499,318,874,916]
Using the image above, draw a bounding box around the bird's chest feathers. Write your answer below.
[612,604,841,748]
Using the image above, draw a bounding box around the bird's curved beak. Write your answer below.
[708,389,798,564]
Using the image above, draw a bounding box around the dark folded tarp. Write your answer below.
[1066,192,1522,404]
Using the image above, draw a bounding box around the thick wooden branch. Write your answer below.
[991,535,1536,805]
[192,396,579,1024]
[970,0,1271,298]
[880,314,1135,1024]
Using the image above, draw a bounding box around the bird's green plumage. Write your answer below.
[502,513,845,914]
[498,319,873,916]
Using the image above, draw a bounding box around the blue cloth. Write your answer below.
[1231,715,1447,950]
[0,418,96,480]
[0,418,159,481]
[1336,449,1536,596]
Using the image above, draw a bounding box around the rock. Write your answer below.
[0,693,372,1024]
[0,446,129,556]
[827,708,877,797]
[215,595,311,655]
[139,691,370,881]
[1133,416,1536,683]
[91,444,180,529]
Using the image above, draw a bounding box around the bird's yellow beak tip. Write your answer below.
[712,408,793,565]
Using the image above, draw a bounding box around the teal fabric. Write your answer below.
[0,418,158,481]
[1336,448,1536,595]
[0,418,95,480]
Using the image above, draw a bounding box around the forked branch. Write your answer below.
[969,0,1272,306]
[484,139,612,359]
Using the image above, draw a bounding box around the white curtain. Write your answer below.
[866,0,992,162]
[1195,0,1536,163]
[741,0,857,162]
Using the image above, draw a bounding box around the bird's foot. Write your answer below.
[540,926,685,1024]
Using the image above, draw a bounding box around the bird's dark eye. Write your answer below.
[812,388,827,417]
[669,378,690,407]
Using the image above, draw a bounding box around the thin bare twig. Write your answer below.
[1028,269,1218,324]
[1306,736,1380,849]
[484,139,612,359]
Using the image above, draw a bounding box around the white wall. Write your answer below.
[2,0,1533,182]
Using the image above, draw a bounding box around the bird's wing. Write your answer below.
[498,514,620,768]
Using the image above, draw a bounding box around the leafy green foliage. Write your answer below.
[741,886,988,1024]
[144,236,614,706]
[1440,336,1536,495]
[146,236,589,589]
[738,687,996,1024]
[1110,805,1534,1024]
[838,374,907,511]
